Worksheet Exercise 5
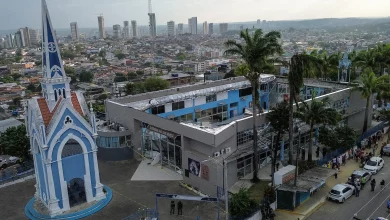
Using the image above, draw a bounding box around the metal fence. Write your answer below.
[122,208,158,220]
[0,161,35,185]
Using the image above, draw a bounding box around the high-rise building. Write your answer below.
[240,25,244,31]
[167,21,175,37]
[15,31,24,48]
[22,27,31,47]
[70,22,79,41]
[203,21,208,35]
[5,34,14,48]
[18,28,26,47]
[177,23,183,35]
[190,17,197,34]
[219,23,228,34]
[98,15,106,39]
[123,21,130,39]
[148,13,157,37]
[113,24,121,39]
[188,18,192,34]
[208,23,214,35]
[257,19,261,27]
[29,29,40,45]
[131,20,138,37]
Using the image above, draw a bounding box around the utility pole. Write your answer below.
[224,160,228,220]
[294,132,301,187]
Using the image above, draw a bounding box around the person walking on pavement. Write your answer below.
[381,179,385,190]
[371,179,376,192]
[170,201,175,214]
[334,167,338,179]
[177,201,183,215]
[276,162,280,171]
[13,166,18,180]
[356,181,361,197]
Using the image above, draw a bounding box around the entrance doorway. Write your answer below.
[67,178,86,208]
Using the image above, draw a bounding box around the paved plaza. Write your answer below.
[0,159,224,220]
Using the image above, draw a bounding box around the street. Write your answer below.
[308,155,390,220]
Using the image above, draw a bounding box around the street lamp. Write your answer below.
[201,156,228,220]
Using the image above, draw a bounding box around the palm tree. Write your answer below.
[224,29,283,181]
[353,69,390,133]
[354,49,379,74]
[286,54,323,164]
[295,97,341,161]
[266,102,289,186]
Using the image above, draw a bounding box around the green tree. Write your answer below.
[176,53,186,61]
[267,102,289,186]
[224,29,283,181]
[0,125,30,159]
[35,60,42,66]
[75,44,83,52]
[379,109,390,139]
[16,49,22,57]
[12,73,22,81]
[79,70,94,83]
[115,53,126,60]
[229,188,258,219]
[114,75,127,82]
[223,70,237,79]
[133,82,145,94]
[61,50,76,60]
[295,97,341,161]
[144,77,170,92]
[98,50,106,58]
[125,83,135,95]
[92,103,105,113]
[353,69,390,133]
[319,126,356,151]
[286,54,323,164]
[127,72,138,80]
[136,70,144,76]
[96,93,108,101]
[13,97,22,107]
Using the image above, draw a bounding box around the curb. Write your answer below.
[302,199,326,220]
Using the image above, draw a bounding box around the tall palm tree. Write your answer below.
[295,97,341,161]
[267,102,289,186]
[353,69,390,133]
[286,54,323,164]
[224,29,283,181]
[354,49,379,74]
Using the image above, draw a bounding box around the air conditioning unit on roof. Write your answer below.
[214,152,221,157]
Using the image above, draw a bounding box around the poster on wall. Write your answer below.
[200,164,210,181]
[188,158,201,177]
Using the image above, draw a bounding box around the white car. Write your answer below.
[328,184,355,203]
[364,157,384,174]
[8,156,19,164]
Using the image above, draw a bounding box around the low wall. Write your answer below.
[97,147,133,161]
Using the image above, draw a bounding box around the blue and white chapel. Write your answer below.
[26,0,105,216]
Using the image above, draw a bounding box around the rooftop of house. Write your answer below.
[113,74,277,109]
[158,73,193,80]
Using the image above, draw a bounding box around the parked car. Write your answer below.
[8,156,19,164]
[347,170,372,188]
[383,144,390,156]
[0,158,7,168]
[328,184,355,203]
[364,157,384,174]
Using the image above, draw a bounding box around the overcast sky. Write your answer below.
[1,0,390,30]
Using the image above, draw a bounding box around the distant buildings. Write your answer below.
[219,23,228,34]
[188,18,192,34]
[240,25,244,31]
[208,23,214,35]
[167,21,175,37]
[123,21,130,39]
[189,17,197,34]
[98,15,106,38]
[29,29,40,45]
[5,34,14,48]
[203,21,208,35]
[148,13,157,37]
[177,23,183,35]
[70,22,79,41]
[22,27,30,47]
[113,24,121,39]
[131,20,138,37]
[14,31,24,48]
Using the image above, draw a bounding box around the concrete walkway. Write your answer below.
[275,133,389,220]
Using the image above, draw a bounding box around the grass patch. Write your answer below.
[247,181,271,201]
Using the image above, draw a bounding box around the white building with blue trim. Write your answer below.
[26,0,105,216]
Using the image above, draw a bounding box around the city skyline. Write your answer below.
[1,0,390,30]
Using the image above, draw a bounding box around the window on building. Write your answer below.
[151,105,165,114]
[260,84,267,91]
[198,105,228,123]
[237,154,253,178]
[239,87,252,97]
[237,129,253,146]
[230,102,238,108]
[172,101,185,110]
[206,94,217,103]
